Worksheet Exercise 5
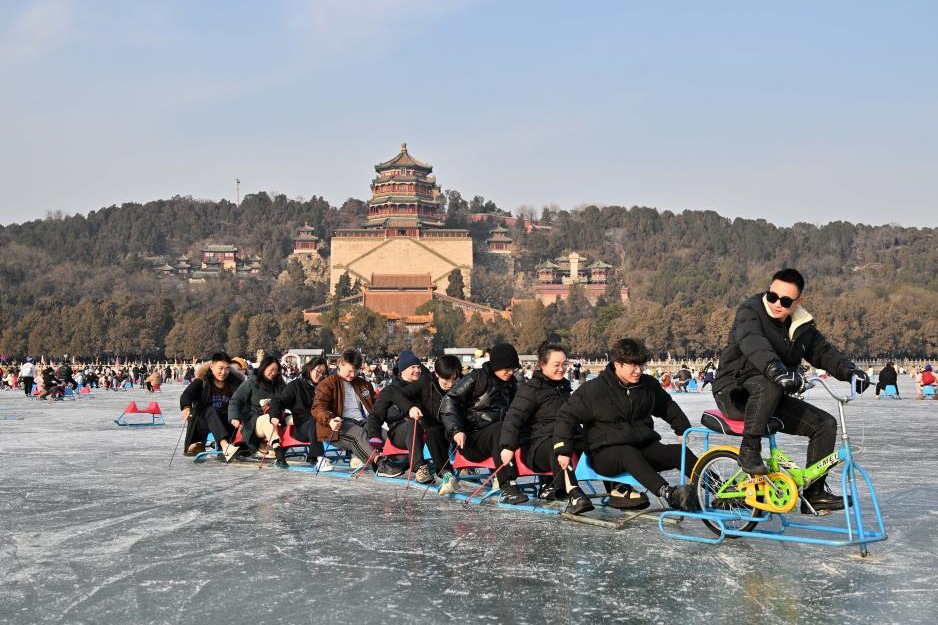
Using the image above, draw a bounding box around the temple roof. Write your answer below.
[536,260,559,269]
[369,273,433,289]
[588,260,612,269]
[375,143,433,172]
[487,233,513,243]
[202,244,239,253]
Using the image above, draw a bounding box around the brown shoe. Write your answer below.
[184,442,205,457]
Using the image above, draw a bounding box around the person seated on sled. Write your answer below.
[365,349,434,483]
[917,364,936,399]
[229,354,288,468]
[438,342,523,503]
[37,366,61,400]
[378,355,463,484]
[313,348,391,474]
[268,357,330,470]
[145,368,162,393]
[713,268,870,513]
[673,365,692,392]
[875,361,899,398]
[179,352,245,461]
[555,338,701,512]
[497,341,595,513]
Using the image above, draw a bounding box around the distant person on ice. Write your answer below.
[918,363,936,399]
[875,361,899,398]
[713,268,870,514]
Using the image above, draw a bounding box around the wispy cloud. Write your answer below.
[285,0,472,52]
[0,0,73,64]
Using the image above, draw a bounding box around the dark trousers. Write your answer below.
[523,438,571,493]
[591,440,697,495]
[291,420,325,458]
[421,419,453,476]
[22,376,34,397]
[461,422,518,483]
[388,418,428,471]
[186,407,236,449]
[715,378,838,468]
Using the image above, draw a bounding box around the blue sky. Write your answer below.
[1,0,935,227]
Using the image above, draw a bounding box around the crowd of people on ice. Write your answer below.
[3,268,934,517]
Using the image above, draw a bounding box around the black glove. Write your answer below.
[766,360,804,394]
[848,368,870,394]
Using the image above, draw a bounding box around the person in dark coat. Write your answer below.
[875,362,899,398]
[713,268,869,513]
[376,355,463,480]
[179,352,245,460]
[268,357,328,467]
[229,354,288,467]
[366,349,434,483]
[438,343,523,503]
[555,338,700,511]
[498,342,596,513]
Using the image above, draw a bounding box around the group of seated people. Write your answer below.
[179,338,701,515]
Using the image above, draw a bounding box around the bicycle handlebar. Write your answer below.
[804,375,858,403]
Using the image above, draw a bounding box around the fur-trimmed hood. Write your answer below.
[194,361,246,384]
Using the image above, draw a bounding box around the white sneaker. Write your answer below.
[438,471,458,495]
[315,457,334,472]
[223,444,240,463]
[350,456,364,470]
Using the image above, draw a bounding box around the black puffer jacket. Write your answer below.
[374,368,449,429]
[268,376,316,430]
[439,363,517,439]
[554,364,690,457]
[713,293,855,394]
[499,371,570,452]
[365,372,414,439]
[179,363,246,419]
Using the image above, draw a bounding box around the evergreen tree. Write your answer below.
[446,269,466,299]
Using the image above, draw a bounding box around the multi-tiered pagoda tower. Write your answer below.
[328,144,472,296]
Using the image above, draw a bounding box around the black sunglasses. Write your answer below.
[765,290,797,308]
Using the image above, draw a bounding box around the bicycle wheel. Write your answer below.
[691,448,764,536]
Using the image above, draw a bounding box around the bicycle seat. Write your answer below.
[700,409,783,436]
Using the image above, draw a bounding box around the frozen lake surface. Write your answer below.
[1,378,936,624]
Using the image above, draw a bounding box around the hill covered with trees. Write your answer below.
[1,193,935,361]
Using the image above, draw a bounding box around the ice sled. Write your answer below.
[114,401,165,427]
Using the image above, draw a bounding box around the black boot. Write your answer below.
[566,487,595,515]
[500,481,529,505]
[737,436,768,475]
[663,484,700,511]
[801,479,851,514]
[274,445,288,469]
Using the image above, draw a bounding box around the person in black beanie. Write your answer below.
[366,349,434,482]
[439,342,524,503]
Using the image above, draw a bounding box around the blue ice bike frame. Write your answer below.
[659,376,887,557]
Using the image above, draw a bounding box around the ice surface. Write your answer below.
[1,378,936,624]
